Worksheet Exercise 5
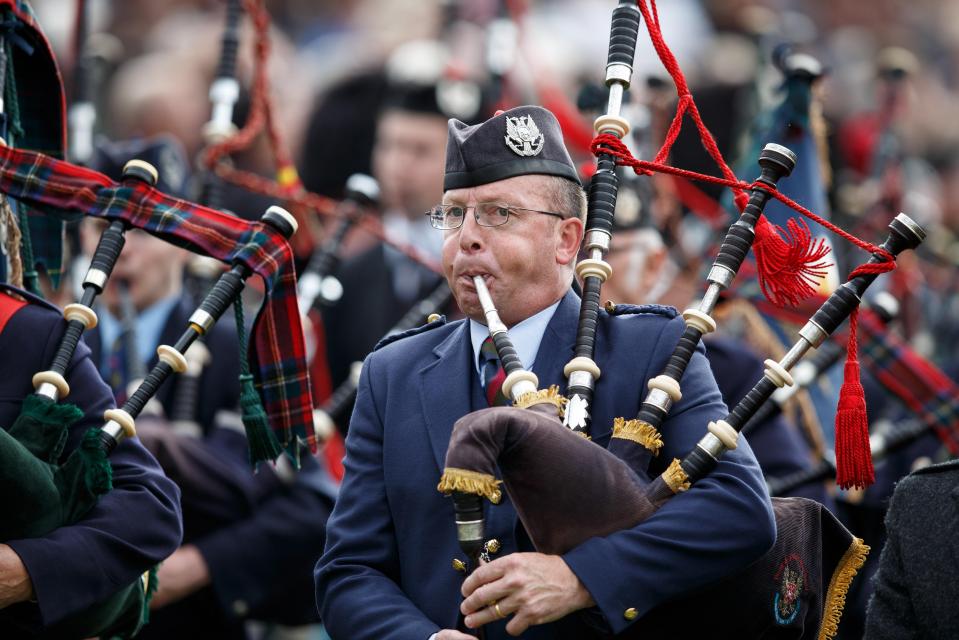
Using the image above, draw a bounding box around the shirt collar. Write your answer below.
[469,299,561,375]
[98,295,180,369]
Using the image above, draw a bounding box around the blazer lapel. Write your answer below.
[421,321,475,472]
[530,290,578,394]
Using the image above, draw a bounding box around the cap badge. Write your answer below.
[505,115,544,157]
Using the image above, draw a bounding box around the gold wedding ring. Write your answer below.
[493,601,505,619]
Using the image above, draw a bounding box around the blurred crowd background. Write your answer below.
[17,1,959,638]
[28,0,959,372]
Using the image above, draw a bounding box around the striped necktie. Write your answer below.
[480,336,510,406]
[106,332,130,405]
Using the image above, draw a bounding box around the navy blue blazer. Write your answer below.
[316,291,776,639]
[0,285,182,629]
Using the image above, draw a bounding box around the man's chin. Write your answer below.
[452,291,482,323]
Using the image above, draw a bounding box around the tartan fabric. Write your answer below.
[751,293,959,455]
[856,309,959,455]
[0,0,69,285]
[0,144,316,461]
[479,337,509,406]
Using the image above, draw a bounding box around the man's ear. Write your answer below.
[556,216,584,266]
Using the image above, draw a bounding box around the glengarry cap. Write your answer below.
[444,105,579,191]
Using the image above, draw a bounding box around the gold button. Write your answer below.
[485,539,502,554]
[428,313,441,323]
[623,607,638,620]
[452,558,467,572]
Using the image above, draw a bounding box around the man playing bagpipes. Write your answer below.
[314,105,776,639]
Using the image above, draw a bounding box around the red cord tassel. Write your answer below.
[753,215,832,308]
[834,308,875,490]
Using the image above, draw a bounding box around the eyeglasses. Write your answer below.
[426,202,566,230]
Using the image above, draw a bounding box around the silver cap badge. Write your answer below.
[505,115,544,157]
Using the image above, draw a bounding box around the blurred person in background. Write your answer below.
[80,136,335,640]
[316,40,484,393]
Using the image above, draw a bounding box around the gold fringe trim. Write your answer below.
[663,458,691,494]
[437,467,502,504]
[611,417,663,454]
[818,537,870,640]
[513,385,567,415]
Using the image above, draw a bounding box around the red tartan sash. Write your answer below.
[0,144,315,461]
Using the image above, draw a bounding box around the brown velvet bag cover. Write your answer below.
[443,406,866,639]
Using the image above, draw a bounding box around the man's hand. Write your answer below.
[150,544,211,610]
[460,552,595,636]
[434,630,477,639]
[0,544,34,609]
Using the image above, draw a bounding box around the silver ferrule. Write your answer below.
[297,273,322,314]
[763,142,796,161]
[894,212,926,242]
[568,370,596,391]
[348,361,364,386]
[606,64,632,92]
[83,267,109,290]
[779,340,812,371]
[797,320,828,349]
[869,431,887,457]
[209,77,240,128]
[101,420,125,443]
[486,18,518,75]
[698,283,723,314]
[68,102,96,164]
[697,433,726,459]
[644,388,673,413]
[456,520,485,543]
[319,275,344,304]
[511,380,538,400]
[585,229,612,253]
[36,383,60,401]
[189,309,216,334]
[706,264,735,289]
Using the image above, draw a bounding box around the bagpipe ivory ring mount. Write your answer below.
[157,345,188,374]
[576,259,613,283]
[32,370,70,398]
[502,370,539,399]
[63,303,98,329]
[763,359,794,388]
[681,308,716,335]
[564,356,602,379]
[104,408,137,439]
[707,419,739,450]
[648,375,682,402]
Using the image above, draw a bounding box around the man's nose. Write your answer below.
[457,208,486,252]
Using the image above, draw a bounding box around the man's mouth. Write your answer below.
[458,272,493,290]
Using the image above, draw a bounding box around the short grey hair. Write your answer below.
[548,176,587,224]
